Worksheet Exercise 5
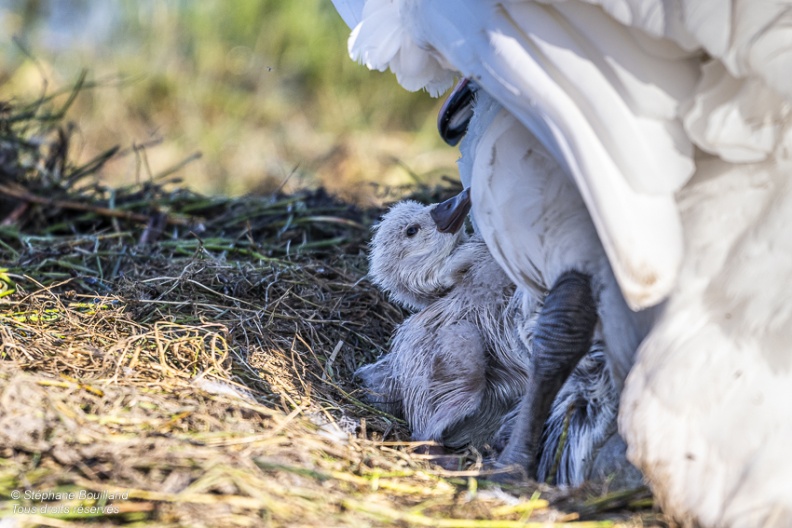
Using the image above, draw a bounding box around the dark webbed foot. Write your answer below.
[497,270,598,479]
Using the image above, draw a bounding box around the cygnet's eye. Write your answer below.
[405,224,420,237]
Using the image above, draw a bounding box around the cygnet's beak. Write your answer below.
[431,187,471,234]
[437,78,479,146]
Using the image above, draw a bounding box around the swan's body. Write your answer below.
[622,157,792,526]
[332,1,792,525]
[360,200,634,486]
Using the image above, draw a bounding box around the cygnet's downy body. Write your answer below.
[358,200,633,486]
[361,199,519,449]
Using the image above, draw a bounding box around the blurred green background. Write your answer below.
[0,0,459,204]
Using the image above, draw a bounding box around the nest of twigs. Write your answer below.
[0,84,666,527]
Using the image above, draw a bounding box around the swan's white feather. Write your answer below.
[622,157,792,526]
[330,0,365,29]
[683,61,792,163]
[593,0,792,165]
[346,0,455,96]
[577,0,698,50]
[587,0,792,101]
[678,1,792,99]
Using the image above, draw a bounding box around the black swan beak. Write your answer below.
[438,78,479,146]
[431,187,472,234]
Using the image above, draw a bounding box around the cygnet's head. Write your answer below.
[369,200,468,311]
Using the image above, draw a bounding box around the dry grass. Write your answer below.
[0,94,669,526]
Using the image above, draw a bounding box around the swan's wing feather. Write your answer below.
[679,0,792,99]
[330,0,365,29]
[347,0,456,95]
[418,0,690,308]
[683,62,792,163]
[590,0,792,100]
[347,2,404,73]
[623,158,792,525]
[593,0,792,162]
[577,0,699,50]
[675,1,792,163]
[418,1,698,192]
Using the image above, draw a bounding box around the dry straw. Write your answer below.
[0,85,662,526]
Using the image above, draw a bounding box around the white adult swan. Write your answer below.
[331,1,792,526]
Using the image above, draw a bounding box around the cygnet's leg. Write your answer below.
[497,270,598,479]
[411,321,488,444]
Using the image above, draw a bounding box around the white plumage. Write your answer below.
[458,91,655,386]
[331,1,792,525]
